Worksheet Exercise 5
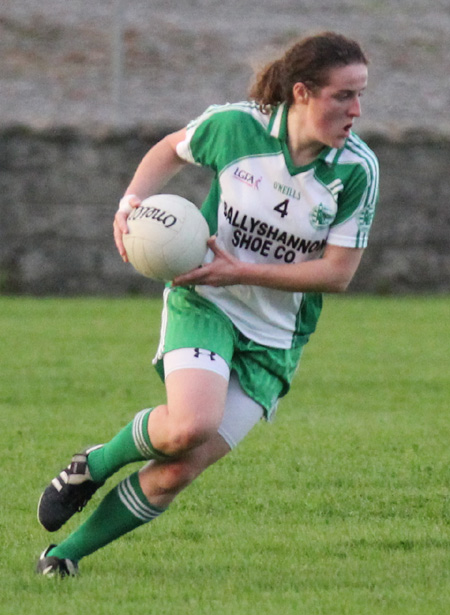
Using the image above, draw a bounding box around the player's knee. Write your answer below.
[155,459,199,494]
[159,421,215,455]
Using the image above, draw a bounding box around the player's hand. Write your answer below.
[113,195,141,262]
[172,236,243,287]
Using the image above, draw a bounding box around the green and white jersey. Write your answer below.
[176,102,379,349]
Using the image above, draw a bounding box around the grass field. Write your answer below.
[0,294,449,615]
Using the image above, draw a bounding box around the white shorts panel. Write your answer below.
[163,347,231,381]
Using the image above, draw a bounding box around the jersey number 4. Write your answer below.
[274,199,289,218]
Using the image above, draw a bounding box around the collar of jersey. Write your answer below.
[268,103,340,175]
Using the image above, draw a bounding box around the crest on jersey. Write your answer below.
[309,203,335,230]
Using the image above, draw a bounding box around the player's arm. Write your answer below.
[114,128,188,261]
[173,238,364,293]
[237,242,364,292]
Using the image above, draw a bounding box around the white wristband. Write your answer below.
[118,194,138,215]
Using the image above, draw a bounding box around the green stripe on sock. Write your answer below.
[87,408,171,483]
[132,408,172,462]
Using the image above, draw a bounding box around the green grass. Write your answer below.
[0,295,449,615]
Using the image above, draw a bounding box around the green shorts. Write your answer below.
[153,286,306,419]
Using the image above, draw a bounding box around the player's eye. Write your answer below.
[334,91,352,101]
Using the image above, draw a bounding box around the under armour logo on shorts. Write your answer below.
[193,348,216,361]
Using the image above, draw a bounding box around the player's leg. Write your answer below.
[84,361,230,482]
[37,433,230,576]
[37,373,264,576]
[138,371,264,507]
[37,326,303,575]
[35,434,229,578]
[37,288,237,533]
[37,350,230,532]
[37,381,262,573]
[145,365,229,456]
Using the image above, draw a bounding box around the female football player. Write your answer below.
[37,31,379,576]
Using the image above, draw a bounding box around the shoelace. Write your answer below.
[76,495,93,512]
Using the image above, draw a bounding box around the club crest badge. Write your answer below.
[309,203,335,230]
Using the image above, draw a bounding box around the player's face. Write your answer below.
[305,63,368,149]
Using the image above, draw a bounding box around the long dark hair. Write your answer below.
[249,32,368,111]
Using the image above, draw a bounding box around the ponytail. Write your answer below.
[248,58,286,111]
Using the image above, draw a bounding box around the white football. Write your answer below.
[123,194,209,281]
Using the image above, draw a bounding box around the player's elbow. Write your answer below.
[326,272,353,293]
[331,280,351,293]
[321,246,364,293]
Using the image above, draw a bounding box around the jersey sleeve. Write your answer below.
[176,104,232,171]
[327,152,379,249]
[176,103,268,173]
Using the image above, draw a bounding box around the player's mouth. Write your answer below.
[343,123,353,136]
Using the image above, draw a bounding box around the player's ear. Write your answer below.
[292,82,310,105]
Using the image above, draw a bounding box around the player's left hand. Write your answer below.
[172,236,242,287]
[113,195,141,262]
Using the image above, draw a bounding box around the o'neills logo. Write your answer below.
[233,167,262,190]
[129,206,177,228]
[273,181,301,200]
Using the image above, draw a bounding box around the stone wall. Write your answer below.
[351,132,450,294]
[1,126,449,296]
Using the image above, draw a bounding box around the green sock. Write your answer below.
[87,408,171,483]
[49,472,165,562]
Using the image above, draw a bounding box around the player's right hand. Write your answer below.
[113,194,141,262]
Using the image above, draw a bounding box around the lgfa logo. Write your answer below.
[233,167,262,190]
